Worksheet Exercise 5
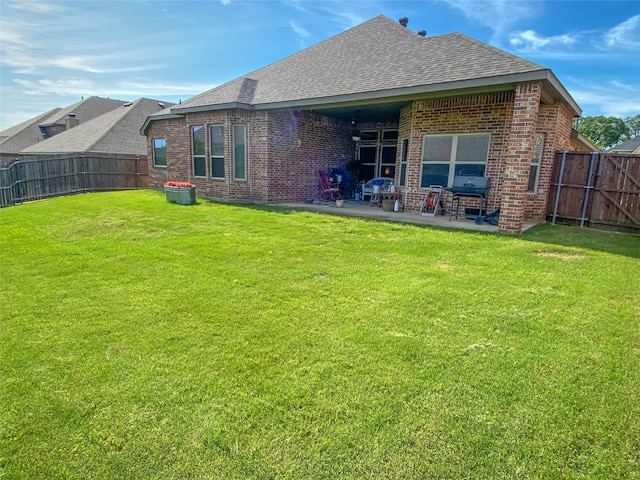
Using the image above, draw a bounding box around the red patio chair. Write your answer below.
[318,170,343,202]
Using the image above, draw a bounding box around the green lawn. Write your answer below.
[1,190,639,479]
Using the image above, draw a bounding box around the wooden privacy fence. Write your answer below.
[547,151,640,234]
[0,153,149,207]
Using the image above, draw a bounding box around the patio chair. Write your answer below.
[361,177,394,201]
[318,170,343,202]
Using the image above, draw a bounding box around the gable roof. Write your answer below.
[38,96,127,128]
[608,136,640,153]
[0,108,61,155]
[1,96,127,157]
[21,98,174,156]
[170,15,579,116]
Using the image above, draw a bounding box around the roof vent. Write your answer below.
[123,102,132,107]
[399,16,408,27]
[417,29,426,37]
[158,102,165,110]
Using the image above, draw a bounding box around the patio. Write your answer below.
[280,200,540,233]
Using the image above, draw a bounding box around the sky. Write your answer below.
[0,0,639,131]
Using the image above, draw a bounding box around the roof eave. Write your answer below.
[143,70,582,122]
[171,102,253,115]
[543,70,582,117]
[140,113,185,136]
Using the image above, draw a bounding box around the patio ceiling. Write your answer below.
[307,100,411,124]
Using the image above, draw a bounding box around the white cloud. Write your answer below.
[509,30,579,51]
[220,0,231,5]
[290,20,310,39]
[567,77,640,118]
[7,0,65,14]
[13,77,212,98]
[442,0,536,39]
[603,14,640,50]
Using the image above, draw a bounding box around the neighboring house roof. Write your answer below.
[1,96,128,157]
[0,107,61,155]
[608,136,640,154]
[38,96,127,128]
[21,98,174,156]
[147,15,579,127]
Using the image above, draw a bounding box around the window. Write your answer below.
[420,133,490,188]
[210,125,224,178]
[358,145,377,180]
[233,125,246,180]
[380,145,397,178]
[528,134,545,192]
[192,125,206,177]
[359,130,379,142]
[382,130,399,141]
[399,138,408,186]
[153,138,167,167]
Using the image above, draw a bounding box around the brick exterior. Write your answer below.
[498,83,542,233]
[398,92,514,215]
[148,110,353,203]
[147,83,576,233]
[525,102,574,220]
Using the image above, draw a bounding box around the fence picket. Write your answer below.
[547,151,640,233]
[0,153,149,207]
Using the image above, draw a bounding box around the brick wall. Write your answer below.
[266,111,353,203]
[147,109,353,202]
[398,92,514,214]
[498,83,542,233]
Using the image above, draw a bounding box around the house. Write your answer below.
[608,137,640,154]
[141,15,584,233]
[0,96,126,163]
[21,98,174,157]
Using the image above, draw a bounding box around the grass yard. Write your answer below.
[1,190,639,479]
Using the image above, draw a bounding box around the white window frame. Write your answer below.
[528,133,545,193]
[233,124,246,180]
[420,133,490,188]
[209,124,225,179]
[152,138,167,167]
[399,138,409,186]
[191,125,206,178]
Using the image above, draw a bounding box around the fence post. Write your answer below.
[81,152,87,192]
[15,157,23,204]
[135,155,140,188]
[579,152,597,228]
[551,151,567,225]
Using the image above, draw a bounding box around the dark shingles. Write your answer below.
[177,15,546,110]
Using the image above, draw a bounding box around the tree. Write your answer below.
[577,115,630,150]
[624,114,640,139]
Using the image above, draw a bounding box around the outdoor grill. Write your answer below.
[447,176,492,221]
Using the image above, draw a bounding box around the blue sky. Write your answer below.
[0,0,638,131]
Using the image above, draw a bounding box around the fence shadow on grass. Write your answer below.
[521,223,640,259]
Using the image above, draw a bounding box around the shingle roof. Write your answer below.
[177,15,547,112]
[608,136,640,153]
[0,108,61,155]
[21,98,174,155]
[38,96,127,127]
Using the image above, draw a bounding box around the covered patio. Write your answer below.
[279,199,540,233]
